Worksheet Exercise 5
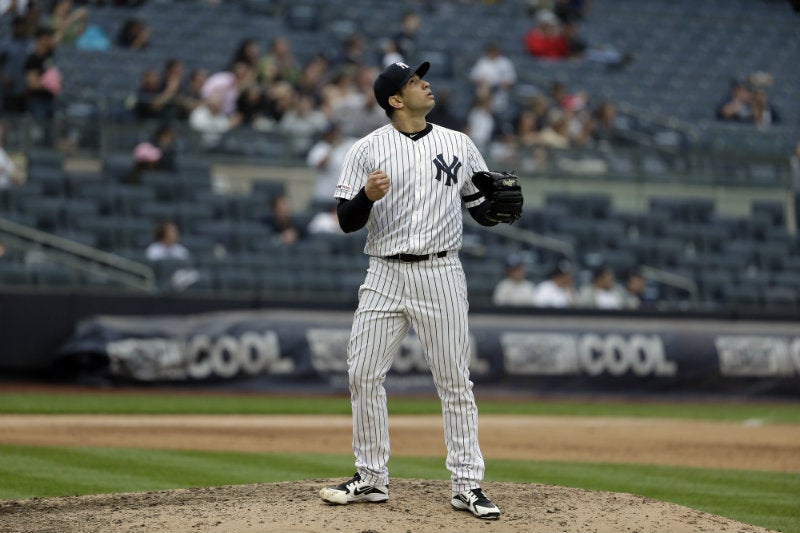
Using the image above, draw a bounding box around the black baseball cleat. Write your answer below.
[319,472,389,505]
[451,488,500,519]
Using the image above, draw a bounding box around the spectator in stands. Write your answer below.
[551,79,588,112]
[236,83,269,127]
[259,36,301,85]
[306,201,342,235]
[750,88,781,128]
[176,67,208,120]
[380,38,404,69]
[620,267,648,309]
[126,123,178,183]
[230,37,261,72]
[201,60,255,117]
[263,79,295,123]
[5,2,41,36]
[145,220,199,291]
[145,221,191,261]
[533,109,570,149]
[391,10,421,63]
[524,10,568,60]
[0,0,33,17]
[577,263,624,309]
[321,67,361,118]
[716,79,752,122]
[0,16,33,114]
[515,108,543,147]
[591,100,626,148]
[295,54,329,104]
[532,260,577,307]
[426,87,462,131]
[493,255,537,307]
[24,25,60,124]
[465,85,495,154]
[135,59,184,121]
[116,17,150,50]
[469,42,517,117]
[336,33,368,67]
[0,121,21,189]
[306,122,356,205]
[127,141,161,184]
[261,193,301,244]
[497,105,550,171]
[134,68,162,120]
[189,94,242,149]
[330,66,386,138]
[46,0,88,44]
[280,92,329,156]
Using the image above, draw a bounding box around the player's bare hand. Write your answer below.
[365,170,390,201]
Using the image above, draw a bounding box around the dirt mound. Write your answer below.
[0,479,775,533]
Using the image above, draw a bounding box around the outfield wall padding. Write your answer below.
[2,291,798,396]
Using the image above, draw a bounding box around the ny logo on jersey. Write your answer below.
[432,154,462,186]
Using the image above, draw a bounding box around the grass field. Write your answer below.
[0,391,798,533]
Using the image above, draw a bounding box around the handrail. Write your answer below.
[463,217,576,264]
[464,217,698,303]
[639,265,699,303]
[0,216,155,291]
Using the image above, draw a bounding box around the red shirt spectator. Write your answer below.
[524,11,568,59]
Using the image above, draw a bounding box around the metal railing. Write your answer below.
[0,217,155,292]
[465,217,699,304]
[464,217,577,264]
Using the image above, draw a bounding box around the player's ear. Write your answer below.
[388,94,403,111]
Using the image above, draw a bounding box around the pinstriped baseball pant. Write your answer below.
[347,254,485,494]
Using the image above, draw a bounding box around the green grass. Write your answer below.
[0,446,797,533]
[1,391,799,423]
[1,391,798,531]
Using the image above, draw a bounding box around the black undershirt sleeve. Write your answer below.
[337,187,374,233]
[338,188,497,232]
[468,198,498,227]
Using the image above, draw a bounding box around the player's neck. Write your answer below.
[391,114,428,135]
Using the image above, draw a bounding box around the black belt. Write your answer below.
[384,251,448,263]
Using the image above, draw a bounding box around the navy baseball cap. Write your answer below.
[373,61,430,112]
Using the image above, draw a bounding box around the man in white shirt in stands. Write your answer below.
[468,42,517,117]
[145,221,199,290]
[493,254,537,306]
[532,259,577,308]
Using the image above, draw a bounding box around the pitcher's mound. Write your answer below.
[0,478,775,533]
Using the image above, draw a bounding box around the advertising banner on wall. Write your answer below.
[56,309,800,396]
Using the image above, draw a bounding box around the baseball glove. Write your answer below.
[471,170,524,224]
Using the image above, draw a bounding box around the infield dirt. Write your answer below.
[1,414,796,533]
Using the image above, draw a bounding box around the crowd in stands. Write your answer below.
[0,1,796,311]
[715,71,782,128]
[492,254,654,310]
[0,0,789,171]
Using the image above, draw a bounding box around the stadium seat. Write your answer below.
[19,197,64,232]
[0,262,31,286]
[762,286,798,311]
[26,166,69,197]
[29,263,80,288]
[214,267,259,293]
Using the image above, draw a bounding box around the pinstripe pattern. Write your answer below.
[337,122,488,495]
[349,255,484,492]
[335,124,487,257]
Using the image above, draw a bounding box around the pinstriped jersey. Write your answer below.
[335,123,488,257]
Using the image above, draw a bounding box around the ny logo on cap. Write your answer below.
[396,62,410,69]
